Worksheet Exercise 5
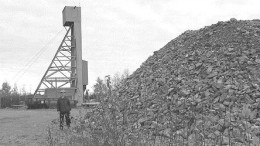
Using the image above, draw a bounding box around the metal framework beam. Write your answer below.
[33,26,76,96]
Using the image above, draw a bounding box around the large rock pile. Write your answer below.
[118,19,260,145]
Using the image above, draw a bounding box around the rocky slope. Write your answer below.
[118,18,260,145]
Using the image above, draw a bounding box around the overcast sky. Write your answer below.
[1,0,260,93]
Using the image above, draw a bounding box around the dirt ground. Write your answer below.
[0,108,78,146]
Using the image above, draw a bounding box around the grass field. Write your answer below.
[0,108,78,146]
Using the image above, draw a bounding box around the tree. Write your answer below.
[112,69,130,90]
[12,83,19,96]
[112,73,121,90]
[122,69,130,79]
[1,81,11,96]
[92,77,108,101]
[20,85,27,95]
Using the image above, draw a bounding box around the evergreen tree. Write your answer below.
[1,81,11,96]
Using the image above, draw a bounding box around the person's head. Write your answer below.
[60,89,66,98]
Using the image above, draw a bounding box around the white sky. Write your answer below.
[0,0,260,93]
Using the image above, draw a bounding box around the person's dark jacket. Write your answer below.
[57,96,71,113]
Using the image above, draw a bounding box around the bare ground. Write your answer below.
[0,109,78,146]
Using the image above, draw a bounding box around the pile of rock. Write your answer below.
[118,19,260,145]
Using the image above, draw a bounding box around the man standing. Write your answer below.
[57,89,71,130]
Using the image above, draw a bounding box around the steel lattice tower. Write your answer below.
[34,6,87,105]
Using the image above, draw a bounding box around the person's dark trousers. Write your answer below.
[60,111,71,130]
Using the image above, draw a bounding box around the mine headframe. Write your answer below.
[33,6,88,105]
